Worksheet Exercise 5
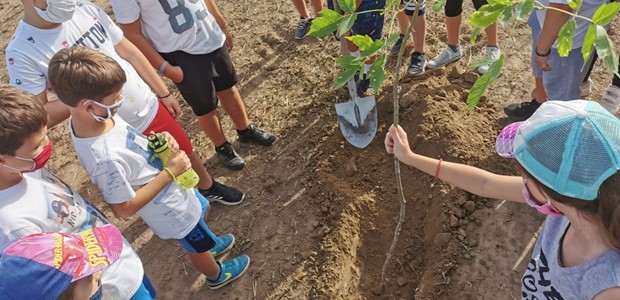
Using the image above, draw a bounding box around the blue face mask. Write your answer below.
[89,284,103,300]
[84,96,125,122]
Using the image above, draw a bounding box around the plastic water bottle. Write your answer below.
[147,133,199,189]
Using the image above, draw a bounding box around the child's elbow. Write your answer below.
[109,203,135,219]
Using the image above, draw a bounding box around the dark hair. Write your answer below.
[520,165,620,251]
[48,46,126,107]
[0,85,48,155]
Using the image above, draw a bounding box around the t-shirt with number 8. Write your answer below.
[112,0,226,55]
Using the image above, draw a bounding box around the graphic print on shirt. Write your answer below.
[40,169,108,231]
[522,248,564,300]
[157,0,209,34]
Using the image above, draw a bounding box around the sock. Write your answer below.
[363,63,372,75]
[448,44,460,52]
[350,50,360,58]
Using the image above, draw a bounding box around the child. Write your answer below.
[292,0,324,39]
[110,0,277,170]
[427,0,500,73]
[0,224,124,300]
[0,85,153,299]
[48,46,250,290]
[389,0,428,76]
[385,100,620,298]
[6,0,243,204]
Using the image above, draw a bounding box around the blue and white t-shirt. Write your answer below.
[71,116,202,240]
[0,169,144,300]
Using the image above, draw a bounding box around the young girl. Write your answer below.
[385,100,620,298]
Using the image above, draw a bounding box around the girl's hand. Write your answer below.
[166,150,191,176]
[385,125,413,160]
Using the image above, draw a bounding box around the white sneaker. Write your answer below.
[600,84,620,114]
[427,46,462,69]
[477,46,501,74]
[580,78,593,98]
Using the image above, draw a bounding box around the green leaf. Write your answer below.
[499,6,513,26]
[308,9,341,37]
[334,67,359,89]
[368,55,387,92]
[347,35,374,50]
[432,0,447,13]
[487,0,511,6]
[361,39,384,57]
[386,33,401,47]
[335,55,363,68]
[591,3,620,26]
[581,24,596,62]
[515,0,534,20]
[337,14,357,37]
[557,19,576,57]
[470,27,482,46]
[337,0,356,14]
[594,25,620,79]
[566,0,582,11]
[468,4,506,28]
[467,54,504,111]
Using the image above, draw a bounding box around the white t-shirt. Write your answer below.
[0,169,143,300]
[535,0,606,49]
[111,0,226,55]
[71,116,201,239]
[5,0,158,132]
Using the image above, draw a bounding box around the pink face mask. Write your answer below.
[521,177,564,216]
[3,140,53,173]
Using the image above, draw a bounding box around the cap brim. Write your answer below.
[73,224,123,281]
[496,121,523,158]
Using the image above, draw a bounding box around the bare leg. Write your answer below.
[188,251,220,278]
[534,77,547,103]
[217,87,250,131]
[197,111,227,147]
[484,22,498,47]
[292,0,310,18]
[310,0,323,15]
[446,14,462,46]
[412,14,426,53]
[397,9,410,35]
[189,152,213,190]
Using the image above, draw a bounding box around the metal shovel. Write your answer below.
[335,36,378,149]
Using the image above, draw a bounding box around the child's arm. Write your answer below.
[108,149,192,218]
[534,2,572,72]
[119,19,184,84]
[203,0,233,52]
[113,38,183,118]
[385,125,525,203]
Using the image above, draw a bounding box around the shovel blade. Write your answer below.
[335,95,378,149]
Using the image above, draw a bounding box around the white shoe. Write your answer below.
[427,46,463,69]
[477,46,501,74]
[600,84,620,114]
[580,78,593,98]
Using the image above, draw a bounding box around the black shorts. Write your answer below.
[161,46,239,116]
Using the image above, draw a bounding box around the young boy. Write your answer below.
[389,0,428,76]
[0,85,153,299]
[6,0,242,204]
[111,0,277,170]
[0,224,124,300]
[49,46,250,290]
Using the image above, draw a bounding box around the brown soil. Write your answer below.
[0,0,616,299]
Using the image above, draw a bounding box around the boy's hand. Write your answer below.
[223,28,234,52]
[166,65,184,83]
[166,150,191,176]
[159,95,183,119]
[153,131,180,152]
[535,53,552,72]
[385,125,413,160]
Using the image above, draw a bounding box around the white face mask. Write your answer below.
[84,96,125,122]
[34,0,77,23]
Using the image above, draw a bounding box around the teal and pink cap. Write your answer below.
[495,100,620,200]
[0,224,123,299]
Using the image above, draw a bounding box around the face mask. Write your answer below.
[85,96,125,122]
[521,177,564,216]
[34,0,77,23]
[3,140,53,173]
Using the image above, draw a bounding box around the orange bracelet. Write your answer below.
[435,158,442,179]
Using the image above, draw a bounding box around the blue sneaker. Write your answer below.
[206,255,251,289]
[210,233,235,258]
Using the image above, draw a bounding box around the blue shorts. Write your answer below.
[178,191,217,253]
[401,0,426,16]
[529,12,583,101]
[130,275,157,300]
[352,0,387,40]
